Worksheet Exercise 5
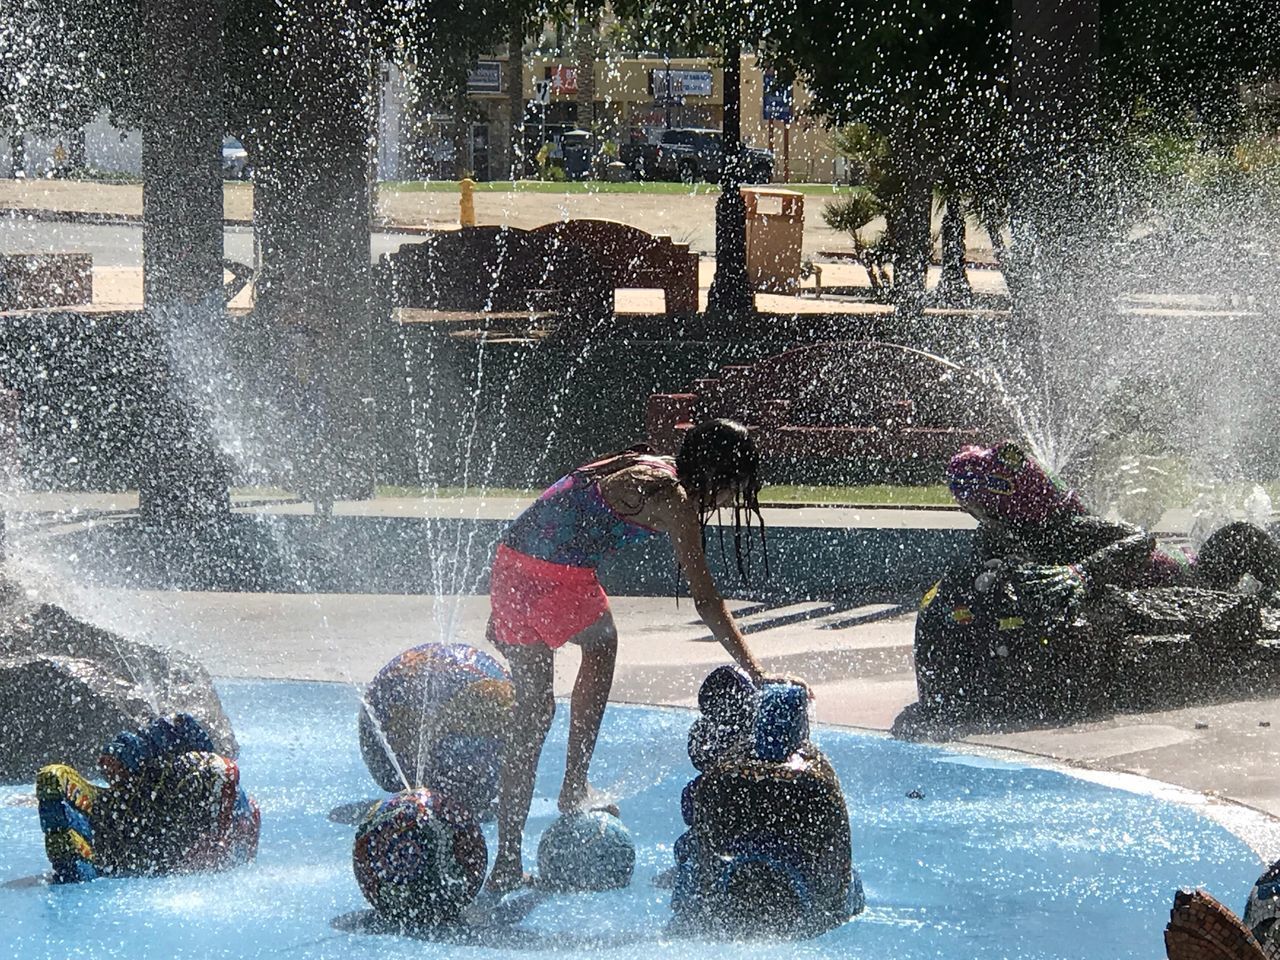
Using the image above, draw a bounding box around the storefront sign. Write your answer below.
[650,68,714,99]
[467,60,503,94]
[547,65,579,96]
[763,72,794,122]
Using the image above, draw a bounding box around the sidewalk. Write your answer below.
[0,177,927,259]
[7,177,1249,318]
[70,256,1007,317]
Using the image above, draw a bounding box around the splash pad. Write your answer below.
[0,679,1262,960]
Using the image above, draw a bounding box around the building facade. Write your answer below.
[3,56,843,184]
[398,53,844,184]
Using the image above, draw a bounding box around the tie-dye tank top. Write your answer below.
[502,457,676,568]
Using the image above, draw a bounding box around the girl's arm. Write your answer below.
[652,486,766,683]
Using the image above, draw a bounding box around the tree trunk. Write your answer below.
[706,42,753,324]
[937,197,972,306]
[982,213,1010,272]
[506,16,527,180]
[1008,0,1100,317]
[885,162,932,324]
[137,0,232,530]
[9,134,24,177]
[574,21,597,133]
[453,98,471,180]
[251,5,376,510]
[67,129,87,172]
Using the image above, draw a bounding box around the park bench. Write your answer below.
[646,340,999,479]
[375,225,612,333]
[530,219,699,315]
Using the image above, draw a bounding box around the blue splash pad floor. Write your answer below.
[0,680,1263,959]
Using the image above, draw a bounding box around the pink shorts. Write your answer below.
[489,544,610,649]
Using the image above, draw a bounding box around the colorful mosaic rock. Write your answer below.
[352,788,487,925]
[671,668,860,938]
[537,811,635,892]
[36,714,259,883]
[359,642,512,811]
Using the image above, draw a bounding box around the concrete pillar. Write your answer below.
[138,0,232,529]
[1007,0,1103,407]
[251,2,376,509]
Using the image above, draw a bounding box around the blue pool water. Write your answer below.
[0,680,1263,959]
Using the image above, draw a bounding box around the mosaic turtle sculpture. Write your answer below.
[669,666,863,939]
[37,713,260,883]
[900,441,1280,737]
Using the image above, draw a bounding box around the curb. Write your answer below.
[1,207,451,235]
[1,206,246,228]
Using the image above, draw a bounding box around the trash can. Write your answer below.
[562,129,592,182]
[742,187,804,294]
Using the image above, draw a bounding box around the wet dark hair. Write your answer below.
[676,419,768,583]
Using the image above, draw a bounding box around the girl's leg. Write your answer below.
[559,611,619,814]
[488,626,555,894]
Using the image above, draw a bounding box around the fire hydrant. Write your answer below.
[459,178,476,228]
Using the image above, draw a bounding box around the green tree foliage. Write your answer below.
[821,186,894,291]
[1100,0,1280,140]
[765,0,1011,183]
[3,0,550,137]
[0,0,132,134]
[758,0,1280,303]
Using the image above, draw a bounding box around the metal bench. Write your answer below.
[646,340,1002,479]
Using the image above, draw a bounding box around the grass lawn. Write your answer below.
[65,175,862,201]
[383,179,716,196]
[380,179,862,198]
[374,483,953,507]
[762,484,953,506]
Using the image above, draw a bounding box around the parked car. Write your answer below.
[650,128,773,184]
[620,138,661,181]
[221,137,251,180]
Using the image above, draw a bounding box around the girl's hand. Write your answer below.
[759,674,813,698]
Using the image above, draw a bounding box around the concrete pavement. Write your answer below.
[11,488,1204,534]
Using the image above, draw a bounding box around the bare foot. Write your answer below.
[467,866,535,926]
[557,782,620,817]
[483,859,533,897]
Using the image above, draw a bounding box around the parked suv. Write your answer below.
[221,137,251,180]
[650,129,773,184]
